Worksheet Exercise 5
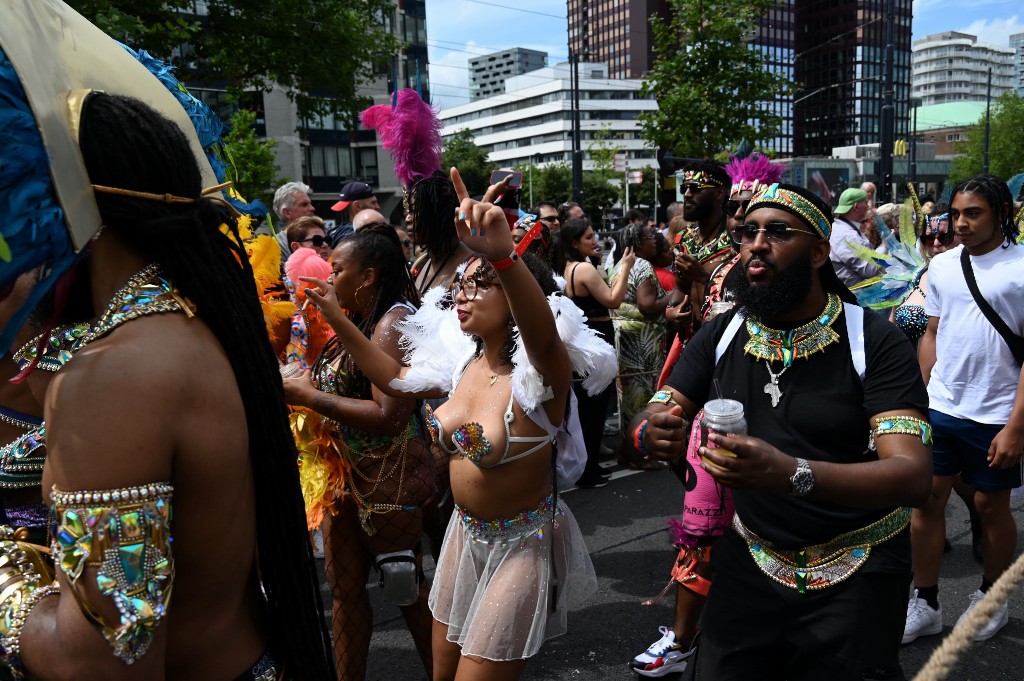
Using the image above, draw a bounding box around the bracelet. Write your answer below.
[488,250,519,271]
[633,419,649,456]
[869,415,933,450]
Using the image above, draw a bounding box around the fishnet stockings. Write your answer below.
[323,437,435,680]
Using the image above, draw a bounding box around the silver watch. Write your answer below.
[789,457,815,497]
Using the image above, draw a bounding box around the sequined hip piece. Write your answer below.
[455,494,562,545]
[732,507,910,593]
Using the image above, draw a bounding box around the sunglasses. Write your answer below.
[682,183,716,195]
[539,215,560,224]
[301,235,327,248]
[731,223,818,245]
[725,199,750,215]
[401,239,412,247]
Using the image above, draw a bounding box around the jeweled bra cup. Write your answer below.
[50,482,174,664]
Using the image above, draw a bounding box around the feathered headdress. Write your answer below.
[849,184,928,310]
[724,153,786,197]
[361,89,442,187]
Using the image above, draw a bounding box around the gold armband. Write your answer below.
[648,390,681,408]
[0,526,58,679]
[51,482,174,665]
[870,415,933,449]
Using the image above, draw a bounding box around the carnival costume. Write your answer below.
[0,5,309,677]
[391,280,615,659]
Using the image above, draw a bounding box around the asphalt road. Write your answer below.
[351,457,1024,681]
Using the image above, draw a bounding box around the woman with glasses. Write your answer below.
[555,217,636,486]
[610,222,680,469]
[300,169,605,681]
[283,224,435,681]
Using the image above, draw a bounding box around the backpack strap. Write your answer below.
[844,303,866,381]
[715,312,744,365]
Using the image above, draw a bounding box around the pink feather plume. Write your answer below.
[724,153,786,186]
[361,89,442,186]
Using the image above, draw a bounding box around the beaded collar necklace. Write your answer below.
[13,265,194,374]
[744,293,843,407]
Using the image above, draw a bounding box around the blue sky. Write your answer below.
[425,0,1023,110]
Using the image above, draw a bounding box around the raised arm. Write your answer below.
[574,252,635,309]
[450,167,572,405]
[300,278,443,400]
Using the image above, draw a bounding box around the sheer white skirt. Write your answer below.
[428,495,597,661]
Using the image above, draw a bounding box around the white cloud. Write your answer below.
[957,15,1024,48]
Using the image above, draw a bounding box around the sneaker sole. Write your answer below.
[630,659,689,678]
[902,620,943,644]
[973,613,1008,642]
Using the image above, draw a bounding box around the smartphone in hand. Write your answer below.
[490,169,523,188]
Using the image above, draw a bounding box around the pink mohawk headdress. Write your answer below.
[361,89,443,187]
[724,153,787,198]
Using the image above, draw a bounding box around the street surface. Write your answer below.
[347,456,1024,681]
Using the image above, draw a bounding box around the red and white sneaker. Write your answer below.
[629,626,694,677]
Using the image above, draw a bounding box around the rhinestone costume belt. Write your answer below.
[732,506,911,593]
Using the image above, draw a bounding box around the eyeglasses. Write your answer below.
[731,223,819,245]
[539,215,560,224]
[301,235,327,248]
[725,199,750,215]
[682,183,715,195]
[450,276,500,301]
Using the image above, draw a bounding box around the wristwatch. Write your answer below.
[789,457,815,497]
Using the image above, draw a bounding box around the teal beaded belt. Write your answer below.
[732,507,911,593]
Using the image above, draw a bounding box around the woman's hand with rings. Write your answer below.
[450,166,515,261]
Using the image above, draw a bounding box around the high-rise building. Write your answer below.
[1010,32,1024,95]
[469,48,547,100]
[567,0,668,79]
[567,0,913,158]
[911,32,1015,106]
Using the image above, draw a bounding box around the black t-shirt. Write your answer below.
[666,304,928,573]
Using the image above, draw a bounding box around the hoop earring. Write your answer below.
[354,284,370,311]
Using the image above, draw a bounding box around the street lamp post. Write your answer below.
[983,67,992,174]
[877,0,896,203]
[909,97,921,187]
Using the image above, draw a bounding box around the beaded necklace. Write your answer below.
[13,323,91,373]
[743,292,843,407]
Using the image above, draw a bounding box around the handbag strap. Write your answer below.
[960,248,1024,366]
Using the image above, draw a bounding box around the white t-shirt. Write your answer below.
[926,242,1024,424]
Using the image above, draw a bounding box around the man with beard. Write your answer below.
[673,161,734,338]
[626,183,931,680]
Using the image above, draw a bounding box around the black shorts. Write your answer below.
[930,409,1023,491]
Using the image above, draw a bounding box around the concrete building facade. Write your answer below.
[469,48,547,101]
[912,32,1015,106]
[1011,32,1024,95]
[440,62,657,172]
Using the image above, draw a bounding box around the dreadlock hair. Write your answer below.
[78,94,334,679]
[469,253,558,365]
[409,171,460,259]
[951,174,1019,244]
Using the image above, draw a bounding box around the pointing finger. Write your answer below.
[450,167,469,202]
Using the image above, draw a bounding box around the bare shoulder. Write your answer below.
[44,313,242,492]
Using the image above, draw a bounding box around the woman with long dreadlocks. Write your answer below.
[300,168,608,681]
[283,223,435,680]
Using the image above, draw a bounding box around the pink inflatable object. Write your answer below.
[669,410,735,547]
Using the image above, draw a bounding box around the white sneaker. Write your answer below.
[903,590,943,644]
[956,589,1009,642]
[629,626,694,677]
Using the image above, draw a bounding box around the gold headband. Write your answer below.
[746,183,832,239]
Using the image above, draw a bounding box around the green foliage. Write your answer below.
[68,0,399,121]
[518,163,573,207]
[625,166,658,209]
[640,0,794,159]
[441,129,493,197]
[584,127,627,218]
[222,109,280,207]
[950,93,1024,185]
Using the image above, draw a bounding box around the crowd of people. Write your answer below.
[1,7,1023,681]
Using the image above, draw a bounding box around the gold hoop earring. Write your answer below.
[354,283,373,311]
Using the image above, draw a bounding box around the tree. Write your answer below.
[222,109,280,207]
[624,166,658,210]
[950,93,1024,186]
[441,129,493,197]
[67,0,399,121]
[639,0,794,160]
[584,127,626,218]
[517,163,573,208]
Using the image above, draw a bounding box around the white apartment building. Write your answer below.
[439,62,657,172]
[1011,32,1024,95]
[912,32,1015,107]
